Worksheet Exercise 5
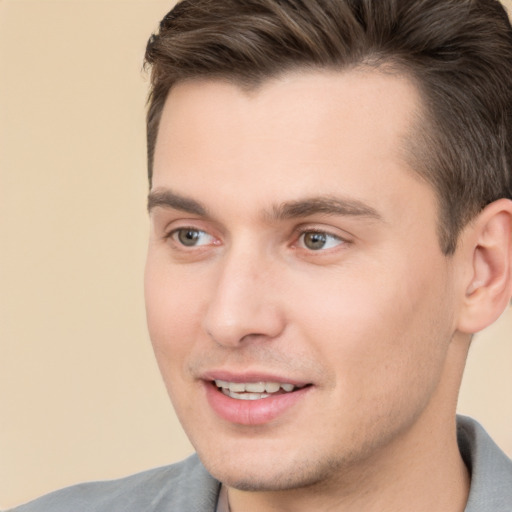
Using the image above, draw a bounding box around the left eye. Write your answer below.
[171,228,214,247]
[298,231,343,251]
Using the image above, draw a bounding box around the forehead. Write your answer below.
[152,69,427,218]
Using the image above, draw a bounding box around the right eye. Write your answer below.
[296,230,344,251]
[170,228,215,247]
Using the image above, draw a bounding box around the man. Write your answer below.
[10,0,512,511]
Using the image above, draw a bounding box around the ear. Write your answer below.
[456,198,512,334]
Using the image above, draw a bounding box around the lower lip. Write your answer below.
[204,382,311,425]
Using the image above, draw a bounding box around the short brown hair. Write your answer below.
[144,0,512,254]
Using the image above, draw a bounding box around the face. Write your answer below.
[145,70,462,492]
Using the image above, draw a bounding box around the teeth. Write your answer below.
[222,389,270,400]
[265,382,280,393]
[229,382,246,392]
[244,382,265,392]
[214,380,299,397]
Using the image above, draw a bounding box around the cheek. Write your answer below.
[291,257,454,400]
[144,259,210,428]
[144,256,207,367]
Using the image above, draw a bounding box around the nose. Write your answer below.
[203,246,285,347]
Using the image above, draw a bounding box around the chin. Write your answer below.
[202,452,344,492]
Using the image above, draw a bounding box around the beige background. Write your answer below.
[1,0,511,508]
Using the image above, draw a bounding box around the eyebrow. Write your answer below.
[148,188,383,222]
[269,196,383,222]
[147,189,208,216]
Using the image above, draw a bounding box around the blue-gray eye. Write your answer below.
[300,231,342,251]
[173,228,213,247]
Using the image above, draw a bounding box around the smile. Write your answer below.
[214,380,306,400]
[205,377,312,424]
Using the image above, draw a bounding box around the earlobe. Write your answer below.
[457,198,512,334]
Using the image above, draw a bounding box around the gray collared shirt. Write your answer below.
[458,416,512,511]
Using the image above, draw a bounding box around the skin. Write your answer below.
[144,69,500,511]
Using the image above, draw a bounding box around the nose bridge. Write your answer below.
[203,237,284,346]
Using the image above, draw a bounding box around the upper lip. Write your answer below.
[201,370,310,387]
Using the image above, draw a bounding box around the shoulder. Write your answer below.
[457,415,512,511]
[7,454,220,512]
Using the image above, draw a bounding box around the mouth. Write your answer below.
[213,379,310,401]
[204,376,312,425]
